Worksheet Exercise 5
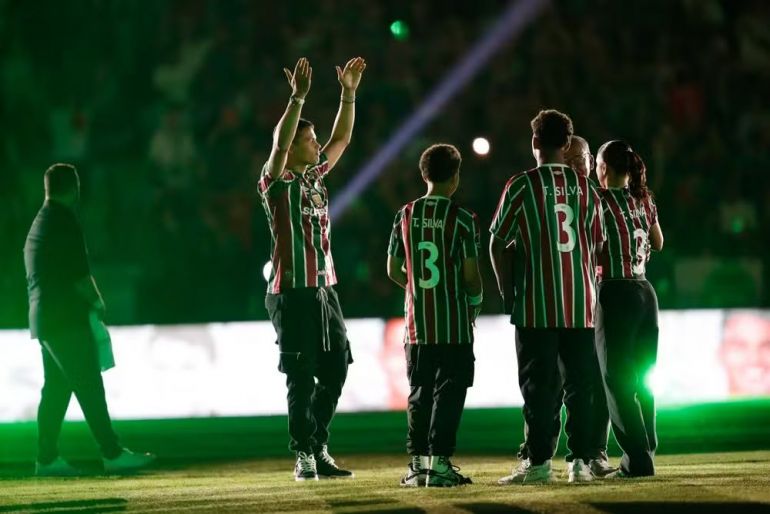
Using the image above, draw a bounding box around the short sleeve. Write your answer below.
[257,162,273,195]
[489,177,524,245]
[592,188,607,246]
[388,209,405,258]
[648,197,658,226]
[461,212,481,259]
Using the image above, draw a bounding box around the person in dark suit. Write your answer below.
[24,163,155,476]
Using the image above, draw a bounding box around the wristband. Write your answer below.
[290,95,305,106]
[467,292,483,306]
[340,95,355,103]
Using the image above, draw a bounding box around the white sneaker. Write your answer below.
[588,458,617,478]
[35,457,82,477]
[400,455,428,487]
[498,459,554,485]
[294,451,318,481]
[102,448,156,474]
[568,458,593,483]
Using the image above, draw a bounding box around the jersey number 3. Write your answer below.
[554,204,576,253]
[418,241,440,289]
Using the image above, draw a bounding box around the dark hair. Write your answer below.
[530,109,574,150]
[44,163,79,197]
[293,118,314,144]
[419,144,462,183]
[597,140,651,200]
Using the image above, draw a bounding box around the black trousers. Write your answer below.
[405,344,474,457]
[595,279,659,476]
[265,286,352,454]
[516,328,598,465]
[517,357,610,462]
[38,332,122,464]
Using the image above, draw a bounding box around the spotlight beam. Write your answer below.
[330,0,549,219]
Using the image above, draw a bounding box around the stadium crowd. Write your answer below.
[1,0,768,326]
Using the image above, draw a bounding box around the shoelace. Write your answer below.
[297,452,316,473]
[317,447,336,466]
[434,458,467,481]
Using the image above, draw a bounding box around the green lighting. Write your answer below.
[644,366,660,395]
[390,20,409,40]
[731,216,745,234]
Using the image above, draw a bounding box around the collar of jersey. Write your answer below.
[540,163,568,168]
[422,194,449,199]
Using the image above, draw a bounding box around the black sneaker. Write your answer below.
[426,456,472,487]
[294,451,318,481]
[314,445,354,479]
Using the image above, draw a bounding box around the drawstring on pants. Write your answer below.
[317,287,331,352]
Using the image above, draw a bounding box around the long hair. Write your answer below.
[597,140,651,200]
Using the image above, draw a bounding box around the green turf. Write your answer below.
[2,400,770,465]
[1,452,769,513]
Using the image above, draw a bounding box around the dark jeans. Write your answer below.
[515,328,598,465]
[596,279,659,476]
[405,344,474,457]
[38,332,122,464]
[265,286,352,454]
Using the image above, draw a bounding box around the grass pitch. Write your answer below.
[1,451,769,513]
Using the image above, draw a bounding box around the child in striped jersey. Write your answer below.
[388,144,482,488]
[595,140,664,477]
[490,110,606,485]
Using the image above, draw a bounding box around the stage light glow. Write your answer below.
[330,0,548,219]
[472,137,490,156]
[390,20,409,40]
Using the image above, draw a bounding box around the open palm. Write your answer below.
[336,57,366,90]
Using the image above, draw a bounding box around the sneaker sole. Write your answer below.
[426,482,461,488]
[294,476,319,482]
[522,475,555,485]
[318,473,355,480]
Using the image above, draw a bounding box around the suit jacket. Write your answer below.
[24,200,92,340]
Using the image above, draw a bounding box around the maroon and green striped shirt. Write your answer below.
[490,164,606,328]
[388,196,481,345]
[258,154,337,293]
[598,188,658,280]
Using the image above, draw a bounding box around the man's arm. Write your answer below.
[322,57,366,171]
[387,255,407,289]
[75,275,105,314]
[649,222,664,251]
[489,236,509,301]
[463,256,483,322]
[265,58,312,180]
[502,246,516,313]
[462,257,483,298]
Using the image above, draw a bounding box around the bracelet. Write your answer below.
[467,292,483,306]
[340,95,355,103]
[290,95,305,106]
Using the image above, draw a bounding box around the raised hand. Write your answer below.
[336,57,366,91]
[283,57,312,99]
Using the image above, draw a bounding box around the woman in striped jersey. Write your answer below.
[595,140,664,477]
